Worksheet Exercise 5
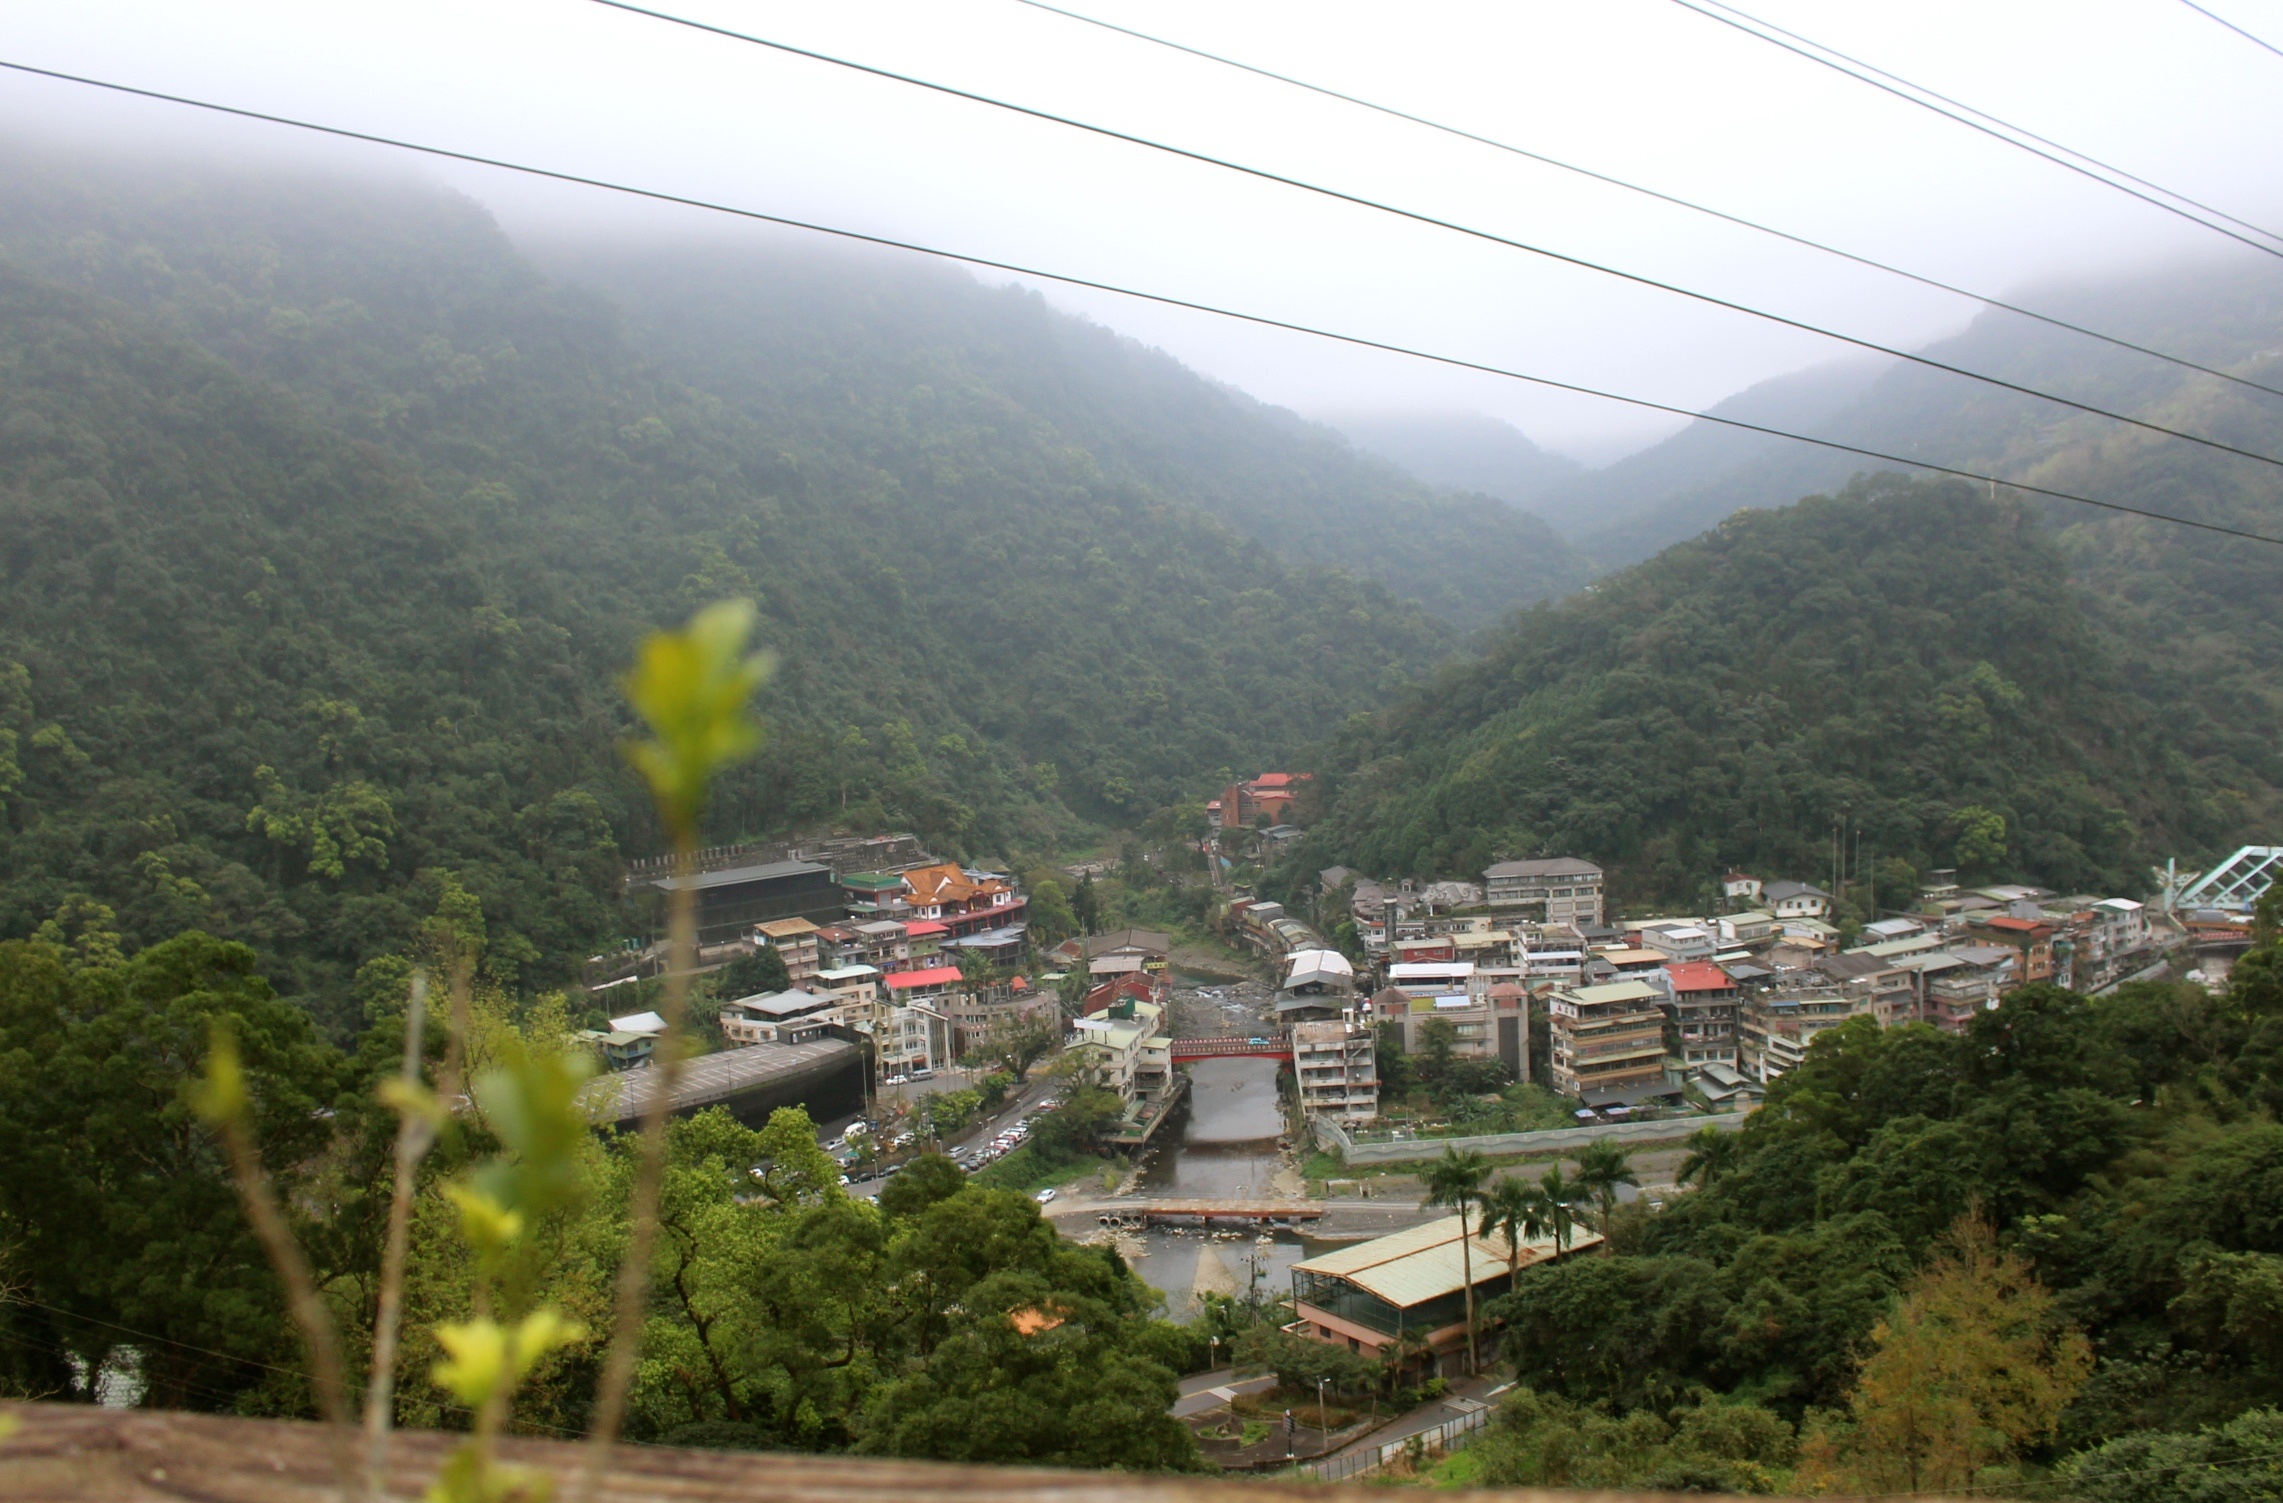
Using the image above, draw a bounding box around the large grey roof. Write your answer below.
[579,1038,857,1125]
[1484,858,1603,879]
[649,859,831,893]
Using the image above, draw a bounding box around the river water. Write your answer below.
[1120,1055,1318,1322]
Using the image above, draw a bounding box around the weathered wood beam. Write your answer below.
[0,1403,1812,1503]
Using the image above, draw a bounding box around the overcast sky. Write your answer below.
[4,0,2281,462]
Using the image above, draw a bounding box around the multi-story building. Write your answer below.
[1071,996,1178,1144]
[943,976,1055,1058]
[1970,915,2057,984]
[719,987,838,1046]
[1483,858,1605,927]
[1716,911,1778,948]
[1546,979,1667,1100]
[1639,923,1717,963]
[810,964,882,1019]
[1737,986,1875,1082]
[1209,771,1312,829]
[1293,1018,1380,1122]
[752,917,822,986]
[1278,948,1357,1025]
[849,920,913,970]
[1662,961,1739,1068]
[880,1002,950,1078]
[1906,945,2019,1032]
[1367,984,1527,1081]
[1384,960,1480,1001]
[1815,951,1921,1026]
[900,863,1028,937]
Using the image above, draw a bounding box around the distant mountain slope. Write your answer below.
[1316,408,1584,512]
[0,142,1471,1020]
[537,245,1592,630]
[1292,476,2266,908]
[1535,359,1888,555]
[1541,261,2283,567]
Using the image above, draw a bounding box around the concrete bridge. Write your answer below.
[1090,1198,1323,1228]
[1169,1033,1292,1062]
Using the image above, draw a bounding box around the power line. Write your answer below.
[1009,0,2283,405]
[1670,0,2283,257]
[2179,0,2283,60]
[1,56,2279,550]
[591,0,2283,478]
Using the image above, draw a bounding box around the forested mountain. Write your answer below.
[1290,256,2283,904]
[0,139,1566,1023]
[1526,261,2283,566]
[549,246,1591,630]
[1316,408,1584,512]
[1290,474,2277,908]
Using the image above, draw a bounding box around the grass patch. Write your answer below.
[1231,1387,1363,1429]
[1431,1447,1487,1486]
[970,1144,1119,1195]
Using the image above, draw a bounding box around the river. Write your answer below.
[1120,1055,1319,1323]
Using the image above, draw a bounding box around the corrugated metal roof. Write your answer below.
[1568,980,1664,1004]
[1293,1214,1602,1308]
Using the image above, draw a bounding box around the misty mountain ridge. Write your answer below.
[1316,407,1585,511]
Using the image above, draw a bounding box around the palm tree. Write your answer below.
[1480,1175,1543,1289]
[1420,1146,1493,1373]
[1677,1125,1740,1190]
[1573,1140,1638,1246]
[1536,1164,1579,1258]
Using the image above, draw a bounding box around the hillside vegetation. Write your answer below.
[1292,475,2261,907]
[0,141,1565,1021]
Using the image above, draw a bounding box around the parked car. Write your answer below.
[1034,1188,1056,1204]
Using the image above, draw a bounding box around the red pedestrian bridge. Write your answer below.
[1169,1033,1292,1062]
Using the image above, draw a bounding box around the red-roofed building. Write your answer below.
[903,918,949,963]
[899,863,1028,937]
[1213,772,1314,829]
[1664,960,1739,1070]
[1084,971,1165,1017]
[884,965,963,996]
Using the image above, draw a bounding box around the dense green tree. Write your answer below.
[0,932,358,1409]
[0,144,1466,1028]
[716,947,790,999]
[1292,476,2253,904]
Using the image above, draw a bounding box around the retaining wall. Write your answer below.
[1311,1109,1749,1164]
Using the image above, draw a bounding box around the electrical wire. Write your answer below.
[0,56,2278,549]
[1670,0,2283,257]
[2179,0,2283,60]
[590,0,2283,477]
[1009,0,2283,405]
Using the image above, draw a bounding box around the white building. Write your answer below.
[1762,881,1834,920]
[1385,960,1481,1000]
[1293,1019,1379,1123]
[1639,923,1716,962]
[881,1002,950,1076]
[1071,997,1171,1108]
[1482,858,1605,927]
[719,989,837,1046]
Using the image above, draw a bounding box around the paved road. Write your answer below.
[1327,1373,1512,1460]
[842,1069,1063,1200]
[1170,1367,1278,1419]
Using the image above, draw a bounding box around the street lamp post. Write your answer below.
[1316,1376,1328,1453]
